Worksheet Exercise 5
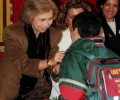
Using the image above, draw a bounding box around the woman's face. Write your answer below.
[102,0,119,21]
[32,10,54,34]
[66,7,84,31]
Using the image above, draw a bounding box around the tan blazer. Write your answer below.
[0,22,62,99]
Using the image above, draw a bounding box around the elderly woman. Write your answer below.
[0,0,64,99]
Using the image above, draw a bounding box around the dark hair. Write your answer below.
[97,0,120,7]
[61,0,85,14]
[54,0,92,30]
[97,0,120,20]
[72,12,101,38]
[97,0,107,7]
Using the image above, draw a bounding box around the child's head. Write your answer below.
[71,12,101,41]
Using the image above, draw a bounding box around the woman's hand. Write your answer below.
[47,51,65,66]
[53,63,60,74]
[54,51,65,63]
[38,51,65,70]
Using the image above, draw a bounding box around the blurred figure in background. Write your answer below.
[97,0,120,56]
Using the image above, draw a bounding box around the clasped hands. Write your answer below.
[39,51,65,72]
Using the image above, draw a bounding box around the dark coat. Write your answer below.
[100,13,120,56]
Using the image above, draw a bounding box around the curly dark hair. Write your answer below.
[97,0,120,7]
[53,0,94,30]
[96,0,120,17]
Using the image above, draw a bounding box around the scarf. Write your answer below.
[25,24,50,59]
[17,24,51,99]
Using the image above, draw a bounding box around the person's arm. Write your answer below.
[3,25,63,78]
[48,26,62,58]
[59,53,87,100]
[3,26,50,78]
[46,27,64,80]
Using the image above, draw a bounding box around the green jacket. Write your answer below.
[59,36,119,100]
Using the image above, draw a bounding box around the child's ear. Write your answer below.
[74,28,78,34]
[74,28,80,37]
[71,28,80,41]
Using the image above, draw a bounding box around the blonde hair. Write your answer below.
[20,0,58,24]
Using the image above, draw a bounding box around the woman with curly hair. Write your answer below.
[49,0,94,99]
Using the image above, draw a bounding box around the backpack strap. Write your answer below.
[71,48,98,98]
[100,58,120,65]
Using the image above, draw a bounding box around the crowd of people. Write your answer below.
[0,0,120,99]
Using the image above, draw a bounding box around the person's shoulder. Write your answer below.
[115,12,120,22]
[3,22,25,39]
[49,26,62,46]
[49,26,62,33]
[5,22,24,31]
[49,26,62,37]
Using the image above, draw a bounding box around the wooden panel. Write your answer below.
[0,0,3,41]
[6,0,11,26]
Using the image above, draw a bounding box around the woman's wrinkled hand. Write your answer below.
[54,51,65,63]
[47,51,65,66]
